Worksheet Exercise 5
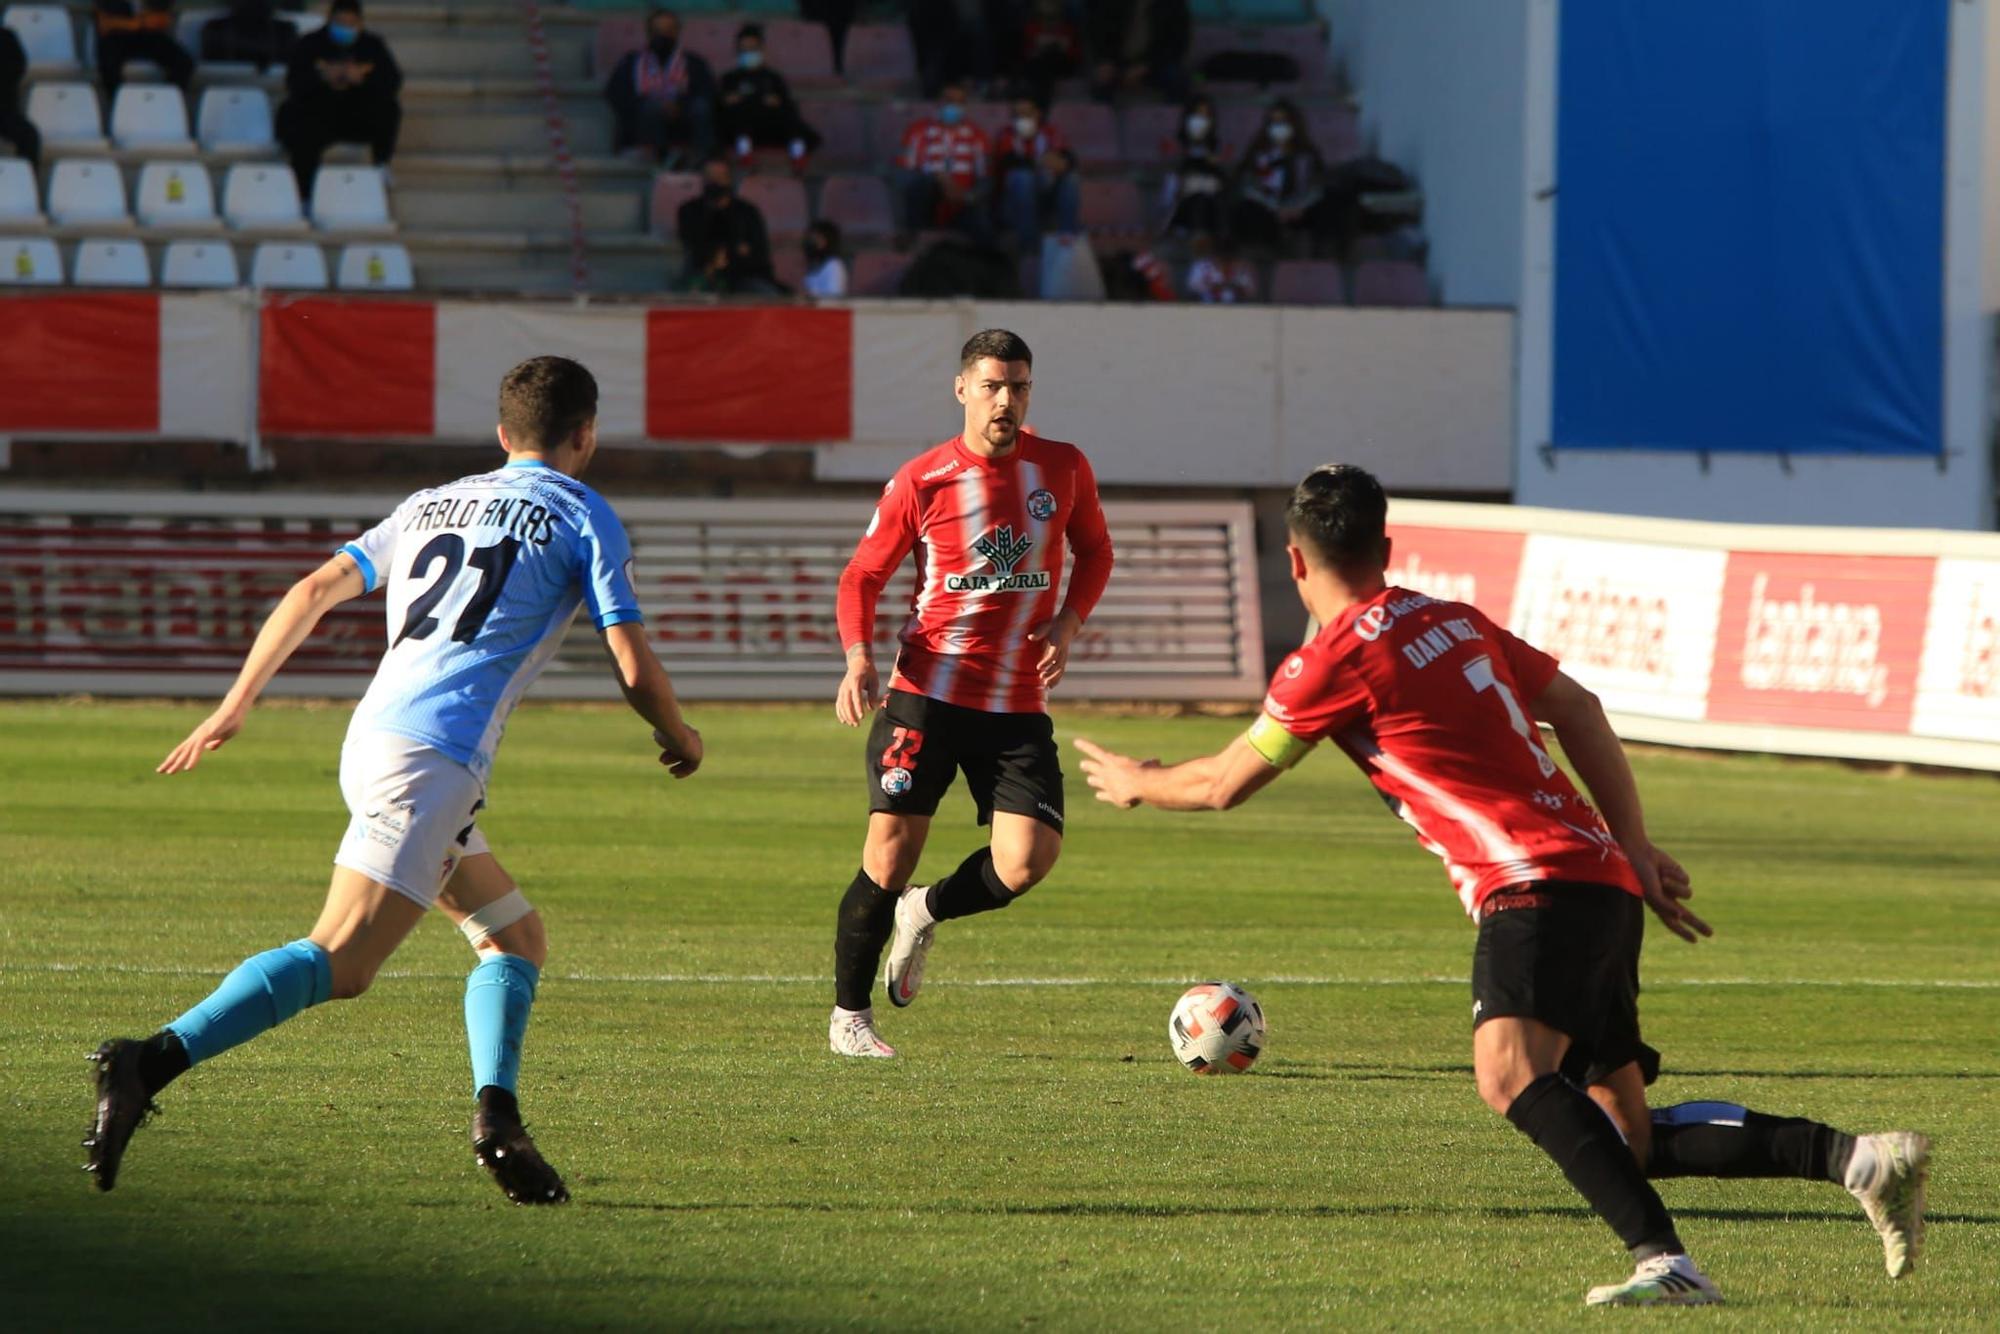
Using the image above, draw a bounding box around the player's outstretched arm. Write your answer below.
[1074,734,1286,812]
[1533,670,1711,943]
[158,554,367,774]
[602,621,703,778]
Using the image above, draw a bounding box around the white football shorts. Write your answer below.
[334,732,491,908]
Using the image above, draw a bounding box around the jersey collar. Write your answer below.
[505,457,553,470]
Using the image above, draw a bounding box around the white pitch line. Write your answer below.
[13,963,2000,990]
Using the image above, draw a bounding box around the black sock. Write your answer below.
[924,847,1016,923]
[137,1031,190,1097]
[1506,1073,1684,1258]
[1647,1102,1856,1183]
[477,1084,520,1124]
[833,868,897,1011]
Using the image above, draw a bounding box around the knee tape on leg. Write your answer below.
[459,888,534,948]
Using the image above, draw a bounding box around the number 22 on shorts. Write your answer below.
[881,726,924,770]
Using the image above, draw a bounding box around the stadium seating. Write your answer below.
[1307,105,1361,163]
[196,87,277,157]
[46,159,130,228]
[111,85,195,153]
[310,166,394,233]
[1047,104,1120,170]
[849,249,910,297]
[26,82,107,151]
[0,234,62,282]
[249,240,328,288]
[134,160,220,229]
[71,236,151,286]
[1269,259,1344,305]
[222,164,307,231]
[841,24,915,86]
[817,173,893,240]
[648,172,702,235]
[1078,178,1144,236]
[1351,258,1430,306]
[336,241,415,290]
[738,174,807,241]
[159,238,240,287]
[589,17,642,78]
[0,157,43,226]
[2,4,78,71]
[801,99,868,168]
[762,20,835,83]
[1118,103,1184,167]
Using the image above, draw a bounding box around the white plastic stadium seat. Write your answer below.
[222,163,307,231]
[335,242,412,290]
[71,236,151,286]
[110,84,196,153]
[160,239,241,287]
[309,165,393,233]
[25,82,107,151]
[46,159,131,228]
[0,158,44,226]
[196,86,276,156]
[134,160,220,229]
[0,235,62,284]
[3,4,80,71]
[248,240,327,289]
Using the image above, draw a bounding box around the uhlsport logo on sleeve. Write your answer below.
[951,525,1050,592]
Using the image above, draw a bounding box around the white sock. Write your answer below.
[1844,1135,1881,1192]
[900,886,937,931]
[832,1005,872,1023]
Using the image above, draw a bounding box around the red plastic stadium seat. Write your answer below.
[801,99,868,167]
[771,246,807,290]
[1119,102,1184,167]
[1046,103,1119,168]
[680,16,736,71]
[1307,105,1360,162]
[849,249,911,296]
[1269,259,1345,305]
[1350,258,1430,307]
[740,174,809,240]
[817,173,894,239]
[649,171,702,236]
[1079,178,1144,235]
[1217,102,1264,157]
[592,19,643,78]
[763,19,836,82]
[842,23,916,85]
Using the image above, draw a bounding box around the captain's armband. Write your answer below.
[1245,713,1314,770]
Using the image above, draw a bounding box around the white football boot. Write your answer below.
[882,887,936,1008]
[828,1007,896,1058]
[1847,1131,1931,1277]
[1584,1254,1723,1307]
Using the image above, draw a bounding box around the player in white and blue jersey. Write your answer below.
[84,357,703,1205]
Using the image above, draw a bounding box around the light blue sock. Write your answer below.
[464,954,540,1096]
[165,939,333,1066]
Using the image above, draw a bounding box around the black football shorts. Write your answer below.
[865,689,1064,833]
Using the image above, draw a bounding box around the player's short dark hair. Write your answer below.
[1286,464,1388,570]
[960,328,1032,371]
[498,356,598,452]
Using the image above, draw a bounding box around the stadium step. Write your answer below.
[399,227,670,292]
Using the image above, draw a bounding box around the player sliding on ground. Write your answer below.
[828,328,1114,1057]
[1076,464,1930,1307]
[85,356,704,1205]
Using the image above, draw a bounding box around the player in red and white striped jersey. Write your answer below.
[1076,465,1929,1308]
[827,328,1113,1058]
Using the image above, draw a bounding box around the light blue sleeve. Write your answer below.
[579,497,645,630]
[337,507,401,594]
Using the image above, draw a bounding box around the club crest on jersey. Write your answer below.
[1027,488,1058,521]
[950,525,1051,592]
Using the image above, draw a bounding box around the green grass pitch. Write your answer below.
[2,699,1996,1331]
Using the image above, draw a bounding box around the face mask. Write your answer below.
[1268,121,1294,145]
[650,34,677,56]
[940,104,964,126]
[1014,117,1038,139]
[328,21,357,45]
[1184,114,1210,138]
[704,182,732,202]
[738,50,763,69]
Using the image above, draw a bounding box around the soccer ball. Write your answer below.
[1167,982,1265,1074]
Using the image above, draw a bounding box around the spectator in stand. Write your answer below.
[0,27,40,169]
[799,0,856,75]
[605,7,715,168]
[95,0,194,96]
[277,0,401,196]
[895,81,991,248]
[202,0,299,73]
[716,23,820,175]
[676,152,781,294]
[1017,0,1081,106]
[990,96,1078,254]
[1230,99,1326,252]
[1158,94,1224,239]
[801,219,847,298]
[1185,234,1256,302]
[1084,0,1188,104]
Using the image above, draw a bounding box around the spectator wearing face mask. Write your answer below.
[677,152,782,294]
[276,0,401,196]
[201,0,299,72]
[990,97,1078,254]
[1230,99,1325,252]
[606,7,716,168]
[801,219,847,298]
[94,0,194,96]
[1158,95,1224,239]
[716,23,821,175]
[895,82,991,247]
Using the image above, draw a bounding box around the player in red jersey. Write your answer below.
[1077,465,1930,1307]
[828,328,1114,1058]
